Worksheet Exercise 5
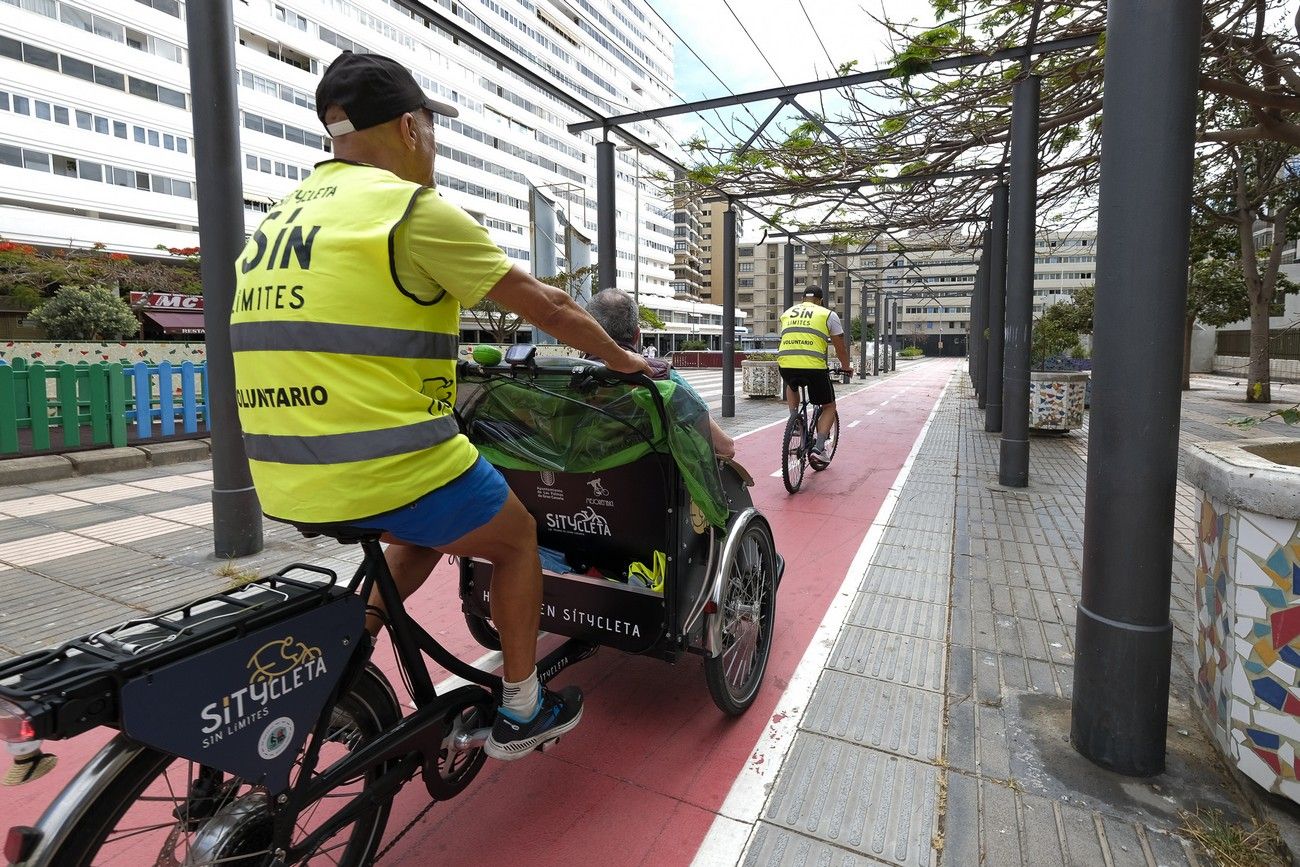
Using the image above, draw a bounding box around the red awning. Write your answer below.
[143,311,205,335]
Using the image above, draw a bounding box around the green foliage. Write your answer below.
[1188,257,1250,327]
[850,316,875,342]
[680,339,708,351]
[638,306,665,330]
[881,116,908,136]
[899,346,924,358]
[0,241,201,307]
[890,24,963,78]
[28,284,140,340]
[745,351,777,361]
[1031,287,1094,367]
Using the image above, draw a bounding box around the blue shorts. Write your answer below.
[351,456,510,548]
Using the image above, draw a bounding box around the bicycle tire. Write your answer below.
[781,410,808,494]
[464,612,502,651]
[39,664,401,867]
[704,518,778,715]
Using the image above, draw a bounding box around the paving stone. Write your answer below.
[829,626,945,692]
[743,824,884,866]
[0,455,73,485]
[869,543,950,576]
[764,733,938,867]
[803,671,943,763]
[65,447,148,475]
[848,593,949,642]
[859,567,949,605]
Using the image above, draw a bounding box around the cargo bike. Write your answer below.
[0,349,781,866]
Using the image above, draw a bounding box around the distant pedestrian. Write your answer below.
[643,344,657,359]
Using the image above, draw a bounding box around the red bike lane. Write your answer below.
[0,359,956,865]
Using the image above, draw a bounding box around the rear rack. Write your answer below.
[0,564,349,740]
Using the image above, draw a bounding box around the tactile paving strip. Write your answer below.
[828,626,945,692]
[803,671,943,763]
[764,733,938,867]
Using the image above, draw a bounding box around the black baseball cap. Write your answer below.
[803,286,825,300]
[316,52,458,137]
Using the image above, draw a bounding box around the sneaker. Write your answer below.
[484,684,584,761]
[809,445,827,463]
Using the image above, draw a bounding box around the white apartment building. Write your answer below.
[0,0,712,334]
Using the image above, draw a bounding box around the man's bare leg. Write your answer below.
[366,543,442,635]
[785,383,798,413]
[816,401,838,437]
[435,491,540,682]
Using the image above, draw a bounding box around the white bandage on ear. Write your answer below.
[325,118,356,137]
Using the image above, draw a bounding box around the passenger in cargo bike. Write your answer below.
[230,51,650,761]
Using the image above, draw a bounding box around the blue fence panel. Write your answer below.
[180,361,198,434]
[122,362,208,438]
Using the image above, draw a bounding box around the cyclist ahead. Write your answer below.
[778,286,852,462]
[230,52,649,761]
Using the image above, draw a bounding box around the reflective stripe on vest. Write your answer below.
[244,416,460,464]
[231,161,477,523]
[231,321,459,360]
[778,302,831,369]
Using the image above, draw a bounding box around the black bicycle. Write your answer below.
[781,379,842,494]
[0,356,780,866]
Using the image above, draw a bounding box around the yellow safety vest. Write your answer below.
[778,302,831,369]
[231,161,474,524]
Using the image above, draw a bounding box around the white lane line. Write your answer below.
[867,409,878,416]
[768,469,782,478]
[879,399,892,406]
[691,370,954,867]
[847,420,861,428]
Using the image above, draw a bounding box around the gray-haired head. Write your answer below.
[587,288,639,346]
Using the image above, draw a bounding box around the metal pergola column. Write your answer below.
[873,288,883,376]
[722,204,737,418]
[999,76,1041,488]
[972,229,991,405]
[783,241,795,310]
[984,183,1009,433]
[187,0,261,558]
[1071,0,1202,778]
[843,272,852,378]
[890,298,899,371]
[596,139,617,292]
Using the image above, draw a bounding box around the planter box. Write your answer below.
[1028,371,1088,432]
[741,360,782,399]
[1186,439,1300,802]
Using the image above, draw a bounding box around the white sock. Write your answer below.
[502,668,540,720]
[815,433,827,449]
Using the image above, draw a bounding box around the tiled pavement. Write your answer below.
[741,372,1300,866]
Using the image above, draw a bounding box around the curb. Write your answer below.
[0,440,212,486]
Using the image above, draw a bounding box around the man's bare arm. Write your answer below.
[486,266,649,375]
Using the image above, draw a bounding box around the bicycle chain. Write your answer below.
[376,798,438,862]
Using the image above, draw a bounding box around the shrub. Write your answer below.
[745,351,778,361]
[680,339,709,351]
[27,284,140,340]
[899,346,924,358]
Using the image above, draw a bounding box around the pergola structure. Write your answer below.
[187,0,1203,783]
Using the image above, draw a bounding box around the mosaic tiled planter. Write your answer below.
[1028,371,1088,432]
[742,360,782,399]
[1186,438,1300,802]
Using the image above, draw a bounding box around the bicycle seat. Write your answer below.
[285,521,383,545]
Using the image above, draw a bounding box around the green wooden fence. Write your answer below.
[0,359,210,455]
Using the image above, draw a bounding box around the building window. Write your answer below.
[739,262,754,272]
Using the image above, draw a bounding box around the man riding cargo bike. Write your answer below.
[0,52,782,867]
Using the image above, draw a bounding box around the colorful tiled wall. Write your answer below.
[0,341,206,365]
[1195,491,1300,801]
[1028,379,1086,430]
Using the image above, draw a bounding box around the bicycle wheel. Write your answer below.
[810,411,840,472]
[40,664,402,866]
[464,612,502,651]
[704,518,778,715]
[781,410,808,494]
